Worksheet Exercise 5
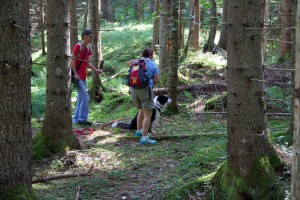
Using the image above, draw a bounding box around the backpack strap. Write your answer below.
[72,45,88,87]
[75,46,87,71]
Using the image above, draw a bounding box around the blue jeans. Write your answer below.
[73,80,90,123]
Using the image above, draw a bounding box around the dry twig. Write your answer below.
[32,165,94,184]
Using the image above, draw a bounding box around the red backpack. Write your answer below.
[127,59,149,88]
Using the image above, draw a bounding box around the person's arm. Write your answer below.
[70,55,80,80]
[153,74,159,85]
[70,44,80,80]
[87,62,102,75]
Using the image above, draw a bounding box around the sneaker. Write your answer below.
[140,137,157,145]
[134,131,142,137]
[77,121,93,126]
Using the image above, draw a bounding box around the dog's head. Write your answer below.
[153,95,172,111]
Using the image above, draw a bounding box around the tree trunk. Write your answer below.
[227,0,272,173]
[189,0,200,51]
[167,0,179,112]
[263,0,270,62]
[159,0,169,86]
[217,0,227,50]
[215,0,283,198]
[182,0,195,59]
[135,0,144,21]
[83,0,88,30]
[152,0,160,52]
[203,0,217,53]
[178,0,185,50]
[0,0,36,199]
[280,0,292,58]
[42,0,79,153]
[102,0,113,22]
[40,0,47,55]
[88,0,104,102]
[149,0,155,13]
[292,1,300,198]
[286,0,296,137]
[69,0,78,51]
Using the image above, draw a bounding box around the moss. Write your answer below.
[32,132,50,159]
[213,158,285,200]
[46,135,78,153]
[204,92,227,110]
[164,173,215,200]
[33,131,79,158]
[3,185,37,200]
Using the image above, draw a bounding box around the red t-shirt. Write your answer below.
[72,43,92,80]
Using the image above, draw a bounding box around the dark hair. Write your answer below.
[82,30,93,39]
[141,48,153,58]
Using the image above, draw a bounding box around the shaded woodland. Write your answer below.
[0,0,298,199]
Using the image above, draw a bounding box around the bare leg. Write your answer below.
[137,110,143,130]
[142,109,153,136]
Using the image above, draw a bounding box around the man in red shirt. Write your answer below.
[70,30,102,126]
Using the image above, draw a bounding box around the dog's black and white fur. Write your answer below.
[112,95,172,133]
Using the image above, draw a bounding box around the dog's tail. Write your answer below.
[111,122,132,129]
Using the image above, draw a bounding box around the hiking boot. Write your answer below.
[134,130,142,137]
[77,121,93,126]
[140,137,157,145]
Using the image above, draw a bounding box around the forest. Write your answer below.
[0,0,298,199]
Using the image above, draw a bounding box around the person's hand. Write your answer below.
[95,69,102,75]
[74,74,80,80]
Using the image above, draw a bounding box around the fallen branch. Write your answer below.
[116,133,225,141]
[75,186,81,200]
[32,165,94,184]
[102,69,127,83]
[193,112,290,116]
[153,83,227,95]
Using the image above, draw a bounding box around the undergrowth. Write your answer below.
[31,21,292,199]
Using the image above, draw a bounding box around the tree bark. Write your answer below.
[0,0,35,198]
[218,0,282,198]
[292,1,300,198]
[88,0,104,102]
[203,0,217,53]
[211,0,283,198]
[102,0,113,22]
[149,0,155,13]
[152,0,160,52]
[159,0,169,86]
[178,0,185,50]
[280,0,292,58]
[83,0,88,30]
[135,0,144,21]
[217,0,227,50]
[189,0,200,51]
[167,0,179,112]
[182,0,195,59]
[227,0,274,174]
[40,0,47,55]
[42,0,79,152]
[69,0,78,51]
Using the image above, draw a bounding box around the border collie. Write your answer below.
[112,95,172,133]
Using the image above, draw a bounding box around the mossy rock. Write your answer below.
[204,92,227,110]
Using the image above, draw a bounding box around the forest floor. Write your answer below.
[32,107,291,199]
